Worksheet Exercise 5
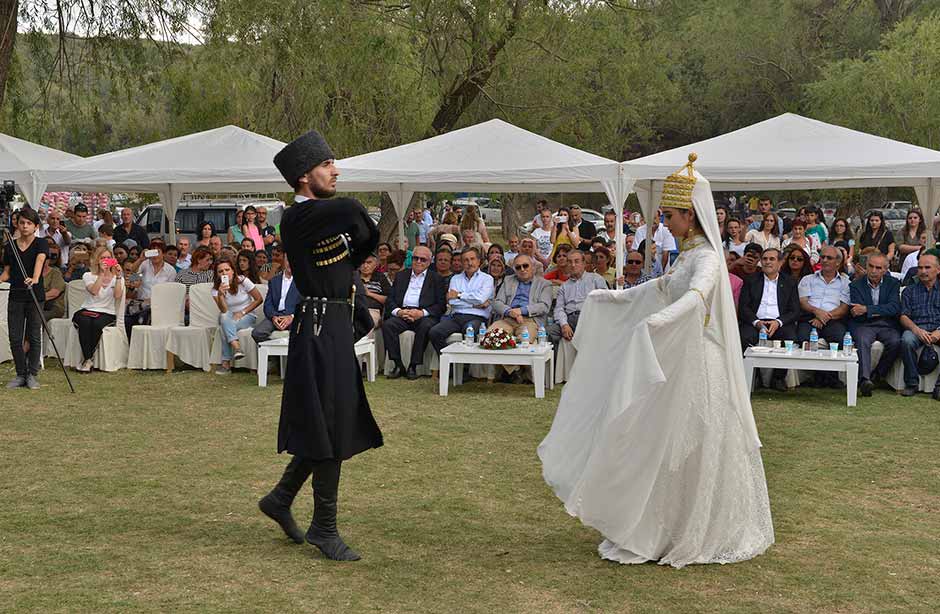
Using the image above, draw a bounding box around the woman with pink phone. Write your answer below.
[71,247,125,372]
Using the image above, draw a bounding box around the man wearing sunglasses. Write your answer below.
[490,255,552,382]
[619,250,652,289]
[382,245,447,380]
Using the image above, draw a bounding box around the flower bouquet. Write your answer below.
[480,327,517,350]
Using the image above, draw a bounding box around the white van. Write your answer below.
[137,199,285,244]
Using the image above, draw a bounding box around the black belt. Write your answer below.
[297,296,353,336]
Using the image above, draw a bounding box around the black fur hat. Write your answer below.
[273,130,335,190]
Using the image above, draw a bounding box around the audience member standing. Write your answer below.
[112,207,150,249]
[858,211,896,262]
[782,218,820,266]
[64,204,97,243]
[530,209,555,270]
[568,205,596,252]
[37,210,71,266]
[1,208,48,389]
[383,245,447,380]
[848,253,902,397]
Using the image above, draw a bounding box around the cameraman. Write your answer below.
[1,207,48,389]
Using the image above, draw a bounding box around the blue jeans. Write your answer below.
[900,329,933,388]
[219,312,257,360]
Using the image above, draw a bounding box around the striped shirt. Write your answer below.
[901,280,940,331]
[175,268,214,290]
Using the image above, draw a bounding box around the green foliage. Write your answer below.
[806,12,940,149]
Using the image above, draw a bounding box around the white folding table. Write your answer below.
[438,342,554,398]
[257,337,376,387]
[743,347,859,407]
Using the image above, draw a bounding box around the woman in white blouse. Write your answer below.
[744,212,782,250]
[72,246,125,372]
[212,258,263,375]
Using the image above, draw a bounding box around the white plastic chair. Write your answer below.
[166,283,219,372]
[0,283,10,363]
[45,279,87,358]
[127,282,186,369]
[211,284,268,369]
[64,279,129,371]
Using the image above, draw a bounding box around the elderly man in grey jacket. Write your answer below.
[491,254,553,381]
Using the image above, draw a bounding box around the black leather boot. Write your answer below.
[306,460,361,561]
[258,456,313,544]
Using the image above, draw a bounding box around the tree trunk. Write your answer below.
[0,0,18,114]
[501,193,533,242]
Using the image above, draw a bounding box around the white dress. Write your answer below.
[538,233,774,568]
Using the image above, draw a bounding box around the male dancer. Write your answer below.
[259,130,381,561]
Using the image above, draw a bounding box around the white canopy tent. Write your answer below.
[336,119,628,270]
[622,114,940,258]
[44,126,288,242]
[0,133,82,207]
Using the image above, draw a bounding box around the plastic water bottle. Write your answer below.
[843,331,854,356]
[478,323,487,345]
[758,325,769,348]
[465,323,475,346]
[809,327,819,351]
[537,324,548,347]
[520,328,530,348]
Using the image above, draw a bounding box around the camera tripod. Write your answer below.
[2,218,76,393]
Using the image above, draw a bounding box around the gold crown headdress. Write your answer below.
[660,153,697,210]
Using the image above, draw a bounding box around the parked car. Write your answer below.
[137,199,285,244]
[817,201,840,227]
[862,208,907,234]
[883,200,913,210]
[776,208,797,221]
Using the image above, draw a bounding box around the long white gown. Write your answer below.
[538,177,774,568]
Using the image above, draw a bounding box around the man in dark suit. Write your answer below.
[848,252,902,397]
[382,245,446,379]
[252,260,303,344]
[738,248,801,391]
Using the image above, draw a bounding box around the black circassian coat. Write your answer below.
[277,196,382,461]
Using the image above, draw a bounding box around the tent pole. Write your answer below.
[397,185,406,250]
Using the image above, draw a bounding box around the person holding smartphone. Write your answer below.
[71,247,124,372]
[1,207,48,389]
[211,257,263,375]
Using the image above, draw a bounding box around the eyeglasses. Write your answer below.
[412,256,430,262]
[626,260,643,265]
[514,263,531,271]
[789,256,805,262]
[820,255,837,260]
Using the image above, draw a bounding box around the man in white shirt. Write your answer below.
[797,245,852,387]
[37,211,71,266]
[125,244,178,336]
[428,247,494,358]
[631,210,677,272]
[176,237,193,270]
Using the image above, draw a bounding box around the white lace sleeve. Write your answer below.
[648,249,719,329]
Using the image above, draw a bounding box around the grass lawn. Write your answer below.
[1,360,938,613]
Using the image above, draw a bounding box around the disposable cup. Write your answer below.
[829,342,839,356]
[784,340,794,353]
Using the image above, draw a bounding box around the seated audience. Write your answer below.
[450,249,464,275]
[782,217,820,266]
[737,248,800,391]
[518,237,545,276]
[485,244,504,269]
[98,224,115,250]
[208,235,223,260]
[434,248,453,287]
[252,259,301,345]
[429,247,494,364]
[113,244,129,266]
[175,246,215,289]
[619,250,652,289]
[65,243,91,282]
[503,236,520,265]
[849,252,902,397]
[544,244,572,285]
[547,250,608,345]
[212,258,263,375]
[899,250,940,398]
[125,243,177,336]
[386,249,406,284]
[797,245,852,387]
[72,247,125,373]
[176,237,192,270]
[858,210,896,261]
[593,246,615,287]
[359,254,391,328]
[42,245,66,320]
[490,254,552,382]
[487,256,507,295]
[255,250,271,278]
[376,242,392,272]
[163,245,180,270]
[728,243,762,279]
[236,248,262,284]
[781,245,813,281]
[383,245,447,380]
[744,212,782,250]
